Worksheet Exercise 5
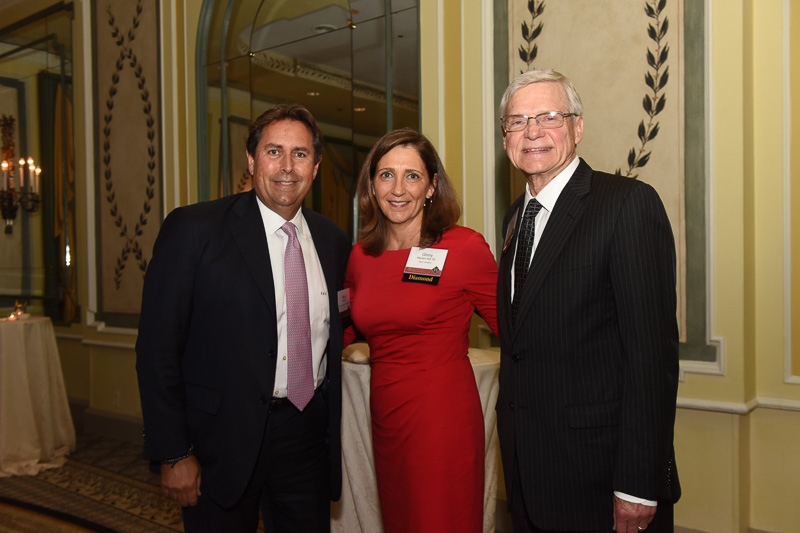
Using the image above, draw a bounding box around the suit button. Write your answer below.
[268,350,276,359]
[511,355,520,362]
[509,402,515,410]
[259,396,268,404]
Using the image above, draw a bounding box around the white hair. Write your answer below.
[499,69,584,119]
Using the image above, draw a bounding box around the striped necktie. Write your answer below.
[511,199,542,323]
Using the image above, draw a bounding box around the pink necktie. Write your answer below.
[281,222,314,411]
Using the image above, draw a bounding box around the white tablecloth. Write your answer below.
[332,343,501,533]
[0,316,76,476]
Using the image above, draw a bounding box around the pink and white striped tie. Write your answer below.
[281,222,314,411]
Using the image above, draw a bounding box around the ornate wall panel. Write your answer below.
[508,0,718,363]
[93,0,162,327]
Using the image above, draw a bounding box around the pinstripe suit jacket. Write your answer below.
[496,159,681,530]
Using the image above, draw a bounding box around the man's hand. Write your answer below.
[160,455,202,507]
[613,495,656,532]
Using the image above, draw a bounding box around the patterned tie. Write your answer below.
[281,222,314,411]
[511,199,543,323]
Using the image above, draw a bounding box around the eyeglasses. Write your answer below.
[500,111,577,132]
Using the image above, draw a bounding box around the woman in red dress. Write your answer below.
[344,128,499,532]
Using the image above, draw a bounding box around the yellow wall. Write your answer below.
[89,345,141,418]
[672,1,800,531]
[161,0,202,209]
[420,0,494,240]
[57,336,90,401]
[420,0,497,347]
[749,409,800,531]
[674,409,745,531]
[792,0,800,380]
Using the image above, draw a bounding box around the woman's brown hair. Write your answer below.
[357,128,461,256]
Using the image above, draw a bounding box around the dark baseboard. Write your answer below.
[70,399,143,444]
[68,397,89,435]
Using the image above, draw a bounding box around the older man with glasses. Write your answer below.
[494,69,681,533]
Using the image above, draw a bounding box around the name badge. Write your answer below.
[402,247,448,285]
[337,288,351,317]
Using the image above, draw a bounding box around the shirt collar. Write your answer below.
[256,196,307,236]
[524,156,580,212]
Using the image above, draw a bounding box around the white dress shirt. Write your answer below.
[510,156,656,507]
[257,199,330,398]
[510,156,579,300]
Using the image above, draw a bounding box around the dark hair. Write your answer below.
[357,128,460,255]
[246,104,323,163]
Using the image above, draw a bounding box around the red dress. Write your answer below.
[344,226,499,533]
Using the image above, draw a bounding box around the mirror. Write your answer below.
[198,0,420,240]
[0,4,76,323]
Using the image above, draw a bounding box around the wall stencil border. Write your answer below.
[507,0,719,364]
[93,0,163,328]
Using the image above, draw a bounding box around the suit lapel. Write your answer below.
[499,197,525,336]
[228,191,277,319]
[511,159,592,339]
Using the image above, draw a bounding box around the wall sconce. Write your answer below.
[1,158,41,234]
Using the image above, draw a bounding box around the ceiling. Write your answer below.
[0,4,73,77]
[0,1,419,139]
[205,0,419,138]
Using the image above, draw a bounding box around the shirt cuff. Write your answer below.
[160,445,194,466]
[614,491,657,507]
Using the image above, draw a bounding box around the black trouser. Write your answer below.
[509,455,674,533]
[182,388,330,533]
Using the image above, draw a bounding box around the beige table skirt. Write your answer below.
[332,343,501,533]
[0,316,76,477]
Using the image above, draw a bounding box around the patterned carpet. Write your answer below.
[0,432,183,532]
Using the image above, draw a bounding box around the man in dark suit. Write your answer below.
[135,104,350,532]
[495,69,680,533]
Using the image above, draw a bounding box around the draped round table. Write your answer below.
[332,343,501,533]
[0,316,76,477]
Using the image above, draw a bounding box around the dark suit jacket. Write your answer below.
[496,159,681,530]
[135,190,350,508]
